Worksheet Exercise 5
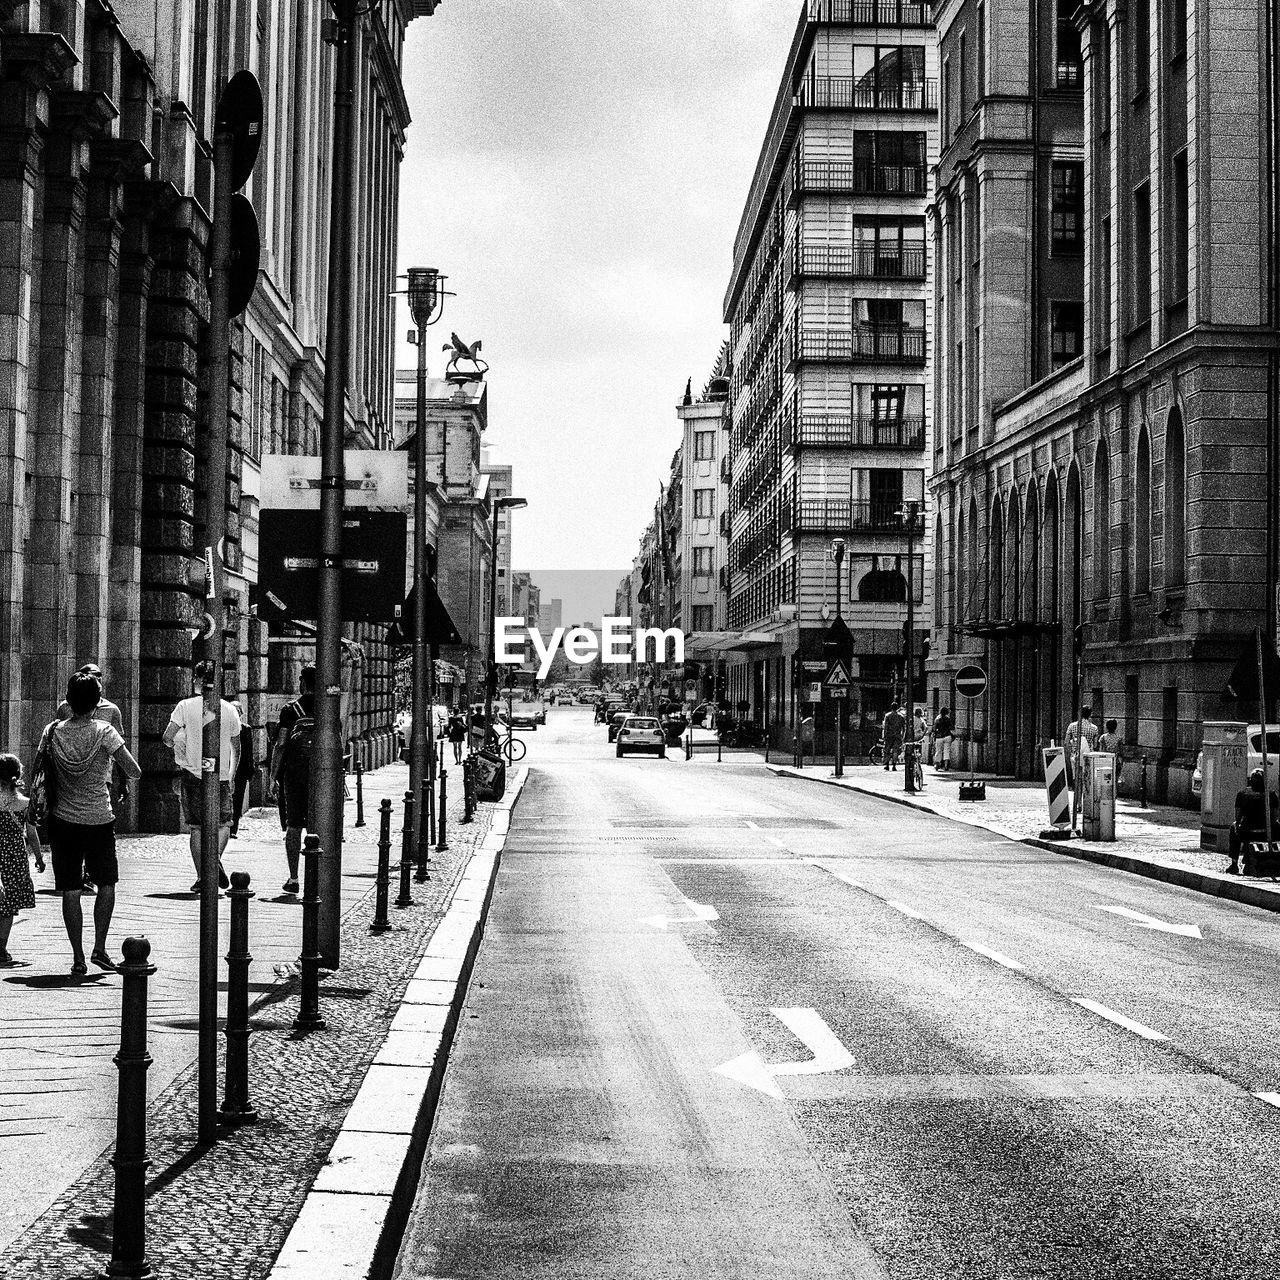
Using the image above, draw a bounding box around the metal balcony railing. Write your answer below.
[808,0,932,26]
[789,156,928,200]
[796,77,938,113]
[791,414,926,450]
[795,243,927,280]
[792,326,927,365]
[792,499,926,533]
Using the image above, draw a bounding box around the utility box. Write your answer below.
[1200,721,1249,852]
[1082,752,1116,841]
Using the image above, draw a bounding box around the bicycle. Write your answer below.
[489,728,526,763]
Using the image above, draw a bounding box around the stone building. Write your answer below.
[723,0,940,751]
[927,0,1280,802]
[0,0,433,828]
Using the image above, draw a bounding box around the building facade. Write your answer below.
[0,0,431,828]
[723,0,940,750]
[928,0,1280,802]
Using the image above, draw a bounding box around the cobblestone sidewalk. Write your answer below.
[0,760,506,1280]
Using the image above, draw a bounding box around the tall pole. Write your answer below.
[904,502,917,794]
[833,542,843,779]
[314,0,359,966]
[198,121,234,1147]
[410,316,430,864]
[483,500,500,745]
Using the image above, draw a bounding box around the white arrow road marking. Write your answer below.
[1096,905,1202,938]
[1072,998,1167,1042]
[1254,1092,1280,1110]
[639,899,719,930]
[960,940,1025,971]
[714,1007,855,1099]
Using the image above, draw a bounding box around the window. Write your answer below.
[1125,672,1139,745]
[1098,216,1113,349]
[1133,182,1152,324]
[852,216,927,277]
[1171,150,1189,302]
[942,58,951,136]
[694,431,715,461]
[1056,0,1083,86]
[958,33,967,122]
[693,488,715,518]
[1092,439,1110,602]
[1164,408,1185,589]
[1169,0,1186,60]
[977,1,986,98]
[855,555,924,603]
[1051,162,1084,252]
[1134,427,1151,594]
[1050,301,1083,367]
[1133,0,1150,95]
[851,44,927,109]
[692,546,714,577]
[855,130,928,194]
[691,605,715,633]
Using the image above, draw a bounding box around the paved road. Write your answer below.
[395,705,1280,1279]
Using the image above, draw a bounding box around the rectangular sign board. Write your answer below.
[260,451,409,510]
[256,509,407,629]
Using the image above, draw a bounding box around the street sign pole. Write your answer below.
[954,664,987,802]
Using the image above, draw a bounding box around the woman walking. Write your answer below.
[36,672,141,975]
[0,754,44,966]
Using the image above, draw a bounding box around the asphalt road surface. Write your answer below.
[395,705,1280,1279]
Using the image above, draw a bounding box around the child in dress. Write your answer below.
[0,753,44,966]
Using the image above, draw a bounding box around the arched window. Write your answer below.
[1006,494,1021,618]
[1042,471,1060,622]
[1024,483,1040,622]
[859,563,907,602]
[969,496,982,619]
[1066,462,1083,631]
[1164,407,1186,589]
[935,512,945,629]
[989,495,1004,619]
[1134,426,1151,595]
[1092,438,1110,602]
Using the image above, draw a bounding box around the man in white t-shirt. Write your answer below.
[162,661,241,893]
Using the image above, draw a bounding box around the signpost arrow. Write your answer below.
[1096,905,1202,938]
[713,1008,855,1099]
[639,899,719,930]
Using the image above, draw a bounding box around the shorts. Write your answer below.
[181,774,233,828]
[49,818,119,891]
[278,775,311,833]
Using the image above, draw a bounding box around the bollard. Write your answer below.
[396,789,415,907]
[717,735,723,764]
[221,872,257,1126]
[461,755,475,824]
[1140,754,1148,809]
[106,936,156,1280]
[685,732,692,761]
[415,777,432,882]
[293,836,326,1033]
[354,756,365,828]
[371,798,392,934]
[436,765,449,852]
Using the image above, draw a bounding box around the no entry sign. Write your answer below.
[955,664,987,699]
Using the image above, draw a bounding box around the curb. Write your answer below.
[765,763,1280,916]
[266,766,529,1280]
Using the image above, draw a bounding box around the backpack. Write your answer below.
[282,702,315,783]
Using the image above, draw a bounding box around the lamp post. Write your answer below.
[484,496,528,750]
[830,538,845,778]
[407,268,446,866]
[900,477,925,795]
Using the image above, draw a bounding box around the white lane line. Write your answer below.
[744,820,760,829]
[1071,998,1167,1042]
[1254,1092,1280,1109]
[887,900,927,920]
[960,940,1025,971]
[765,836,788,849]
[1096,905,1202,939]
[807,860,864,890]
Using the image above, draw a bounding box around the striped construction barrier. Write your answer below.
[1042,745,1070,828]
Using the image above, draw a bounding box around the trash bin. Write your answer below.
[1082,752,1116,841]
[1200,721,1248,853]
[473,748,506,802]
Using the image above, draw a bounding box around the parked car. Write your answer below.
[1193,724,1280,804]
[607,709,633,743]
[616,715,666,759]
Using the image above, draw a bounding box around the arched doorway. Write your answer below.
[1042,470,1062,738]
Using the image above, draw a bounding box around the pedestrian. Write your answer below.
[1065,705,1100,786]
[912,705,928,750]
[35,672,141,974]
[0,754,44,967]
[230,699,256,839]
[882,702,904,771]
[1097,718,1122,756]
[1228,768,1280,875]
[447,710,467,764]
[162,661,240,893]
[933,705,954,770]
[267,666,315,897]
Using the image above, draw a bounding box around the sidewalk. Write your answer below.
[767,759,1280,913]
[0,758,518,1278]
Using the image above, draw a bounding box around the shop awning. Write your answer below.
[721,630,779,653]
[682,631,743,659]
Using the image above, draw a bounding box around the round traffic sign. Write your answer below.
[225,193,261,318]
[955,664,987,699]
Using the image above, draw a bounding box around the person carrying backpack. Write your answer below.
[267,666,316,896]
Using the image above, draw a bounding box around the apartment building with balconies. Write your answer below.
[722,0,940,750]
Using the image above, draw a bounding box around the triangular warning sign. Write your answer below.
[825,659,851,687]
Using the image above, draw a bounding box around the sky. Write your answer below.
[396,0,801,579]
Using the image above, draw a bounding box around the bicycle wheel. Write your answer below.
[506,735,526,762]
[869,744,883,766]
[913,758,924,790]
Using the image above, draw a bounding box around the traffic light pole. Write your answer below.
[314,0,359,966]
[904,501,917,795]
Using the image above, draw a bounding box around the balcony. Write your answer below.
[808,0,932,25]
[794,243,926,281]
[791,414,926,451]
[791,325,927,366]
[791,499,926,534]
[796,76,938,113]
[789,157,928,203]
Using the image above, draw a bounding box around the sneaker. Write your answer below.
[283,878,300,895]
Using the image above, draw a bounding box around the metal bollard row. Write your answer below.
[416,774,432,883]
[354,755,365,828]
[436,765,449,852]
[221,873,257,1126]
[293,836,325,1033]
[397,789,415,908]
[372,797,393,934]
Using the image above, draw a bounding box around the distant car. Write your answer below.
[617,716,665,759]
[508,706,539,731]
[1195,725,1280,802]
[607,709,632,743]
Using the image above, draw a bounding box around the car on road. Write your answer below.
[616,715,666,759]
[507,704,539,731]
[1192,724,1280,805]
[606,709,633,743]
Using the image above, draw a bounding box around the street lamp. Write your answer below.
[899,473,926,795]
[484,496,528,756]
[830,538,845,777]
[408,268,447,863]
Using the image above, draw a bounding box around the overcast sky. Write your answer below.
[396,0,800,577]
